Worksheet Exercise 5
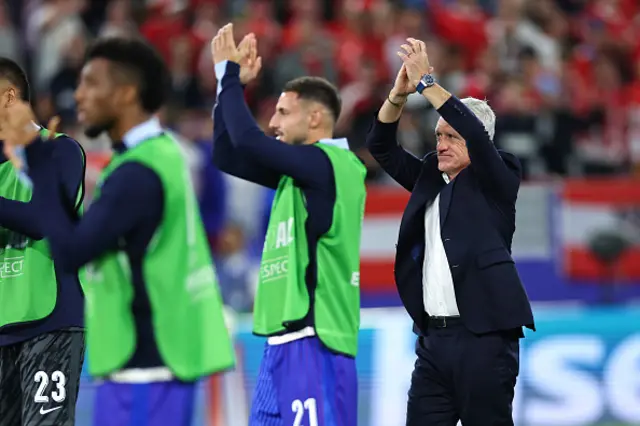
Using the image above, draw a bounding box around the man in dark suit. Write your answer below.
[366,38,535,426]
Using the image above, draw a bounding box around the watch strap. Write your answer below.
[416,74,435,94]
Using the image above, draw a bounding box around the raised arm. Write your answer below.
[0,136,84,240]
[0,138,45,240]
[52,136,86,213]
[366,64,425,192]
[366,116,424,192]
[212,99,280,189]
[433,95,520,200]
[399,37,520,201]
[212,56,282,189]
[216,60,333,190]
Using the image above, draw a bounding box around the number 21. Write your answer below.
[292,398,318,426]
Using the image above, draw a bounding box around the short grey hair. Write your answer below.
[460,97,496,141]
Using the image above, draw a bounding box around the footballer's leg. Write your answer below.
[18,328,85,426]
[272,337,358,426]
[0,343,24,426]
[249,343,283,426]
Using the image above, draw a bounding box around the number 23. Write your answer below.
[34,370,66,403]
[292,398,318,426]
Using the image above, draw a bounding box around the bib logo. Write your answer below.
[261,217,294,282]
[0,229,28,279]
[186,266,216,301]
[0,256,24,278]
[274,218,294,249]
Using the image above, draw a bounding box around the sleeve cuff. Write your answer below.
[214,60,228,96]
[214,61,241,96]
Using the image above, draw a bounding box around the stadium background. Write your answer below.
[3,0,640,424]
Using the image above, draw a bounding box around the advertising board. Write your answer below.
[75,306,640,426]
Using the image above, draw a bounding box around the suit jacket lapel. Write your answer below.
[404,179,430,220]
[439,178,455,228]
[399,167,444,246]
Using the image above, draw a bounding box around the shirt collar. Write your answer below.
[442,173,450,184]
[318,138,349,150]
[122,117,163,149]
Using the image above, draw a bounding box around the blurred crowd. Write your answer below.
[2,0,640,309]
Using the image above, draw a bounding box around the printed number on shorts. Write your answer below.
[34,371,66,403]
[292,398,318,426]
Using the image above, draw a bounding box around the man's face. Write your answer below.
[268,92,311,145]
[74,58,119,138]
[435,118,470,176]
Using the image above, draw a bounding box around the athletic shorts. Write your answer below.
[249,336,358,426]
[0,328,85,426]
[92,379,196,426]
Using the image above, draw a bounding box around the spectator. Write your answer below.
[5,0,640,313]
[0,0,20,63]
[98,0,137,38]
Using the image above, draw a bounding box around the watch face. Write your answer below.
[417,74,435,93]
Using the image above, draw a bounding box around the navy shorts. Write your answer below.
[92,379,196,426]
[249,336,358,426]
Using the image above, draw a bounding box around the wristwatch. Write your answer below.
[416,74,435,94]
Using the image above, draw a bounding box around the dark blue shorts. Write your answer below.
[249,336,357,426]
[92,379,196,426]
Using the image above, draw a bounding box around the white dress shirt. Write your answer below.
[422,174,460,317]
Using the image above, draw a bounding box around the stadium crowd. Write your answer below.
[1,0,639,310]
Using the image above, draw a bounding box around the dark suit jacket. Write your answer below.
[366,97,535,336]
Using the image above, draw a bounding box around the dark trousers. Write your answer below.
[406,320,519,426]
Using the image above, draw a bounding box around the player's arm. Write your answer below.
[0,140,44,239]
[211,98,280,189]
[51,136,85,214]
[0,136,84,240]
[217,61,333,189]
[0,199,42,239]
[26,159,162,272]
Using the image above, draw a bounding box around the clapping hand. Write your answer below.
[211,23,243,65]
[390,64,415,101]
[237,33,263,85]
[397,38,433,87]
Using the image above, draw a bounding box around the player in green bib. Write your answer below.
[212,25,365,425]
[0,57,86,426]
[2,38,234,426]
